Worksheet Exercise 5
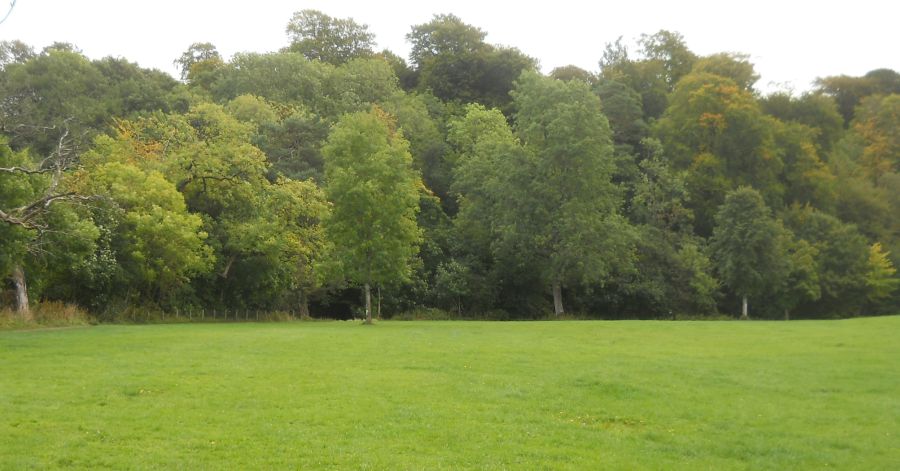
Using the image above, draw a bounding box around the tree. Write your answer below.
[381,92,451,210]
[83,103,329,312]
[815,69,900,125]
[865,242,899,305]
[1,48,186,157]
[507,72,635,315]
[638,30,697,91]
[285,10,375,65]
[550,65,595,84]
[322,108,422,323]
[0,40,34,68]
[1,130,98,320]
[771,120,836,210]
[593,79,648,152]
[851,94,900,179]
[760,92,844,154]
[782,205,873,316]
[407,14,486,69]
[773,233,820,320]
[174,42,221,82]
[709,187,787,319]
[406,14,536,112]
[211,52,332,109]
[625,144,718,316]
[654,72,784,234]
[692,52,759,91]
[82,162,214,305]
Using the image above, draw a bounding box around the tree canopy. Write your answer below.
[1,17,898,321]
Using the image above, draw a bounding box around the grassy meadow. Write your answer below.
[1,318,898,469]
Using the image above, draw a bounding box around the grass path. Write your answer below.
[1,318,898,469]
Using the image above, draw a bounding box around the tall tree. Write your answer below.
[782,205,875,316]
[638,30,697,91]
[851,94,900,179]
[174,42,221,82]
[285,10,375,65]
[508,72,635,315]
[0,40,34,68]
[322,108,422,323]
[760,92,844,154]
[406,14,536,112]
[654,72,783,234]
[709,187,787,319]
[1,130,99,319]
[84,103,328,312]
[692,52,759,92]
[815,68,900,125]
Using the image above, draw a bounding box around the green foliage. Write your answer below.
[82,103,328,311]
[709,187,787,315]
[782,205,872,316]
[637,30,697,90]
[850,94,900,179]
[284,10,375,65]
[322,108,423,291]
[593,79,648,151]
[0,48,186,155]
[771,119,836,209]
[866,242,899,303]
[225,94,278,127]
[210,52,333,110]
[655,72,784,234]
[2,26,896,318]
[691,52,759,91]
[760,92,844,153]
[814,68,900,124]
[549,65,595,84]
[174,42,221,82]
[0,40,35,68]
[85,161,214,302]
[210,52,400,120]
[407,14,537,113]
[0,141,37,275]
[455,72,635,313]
[772,231,821,318]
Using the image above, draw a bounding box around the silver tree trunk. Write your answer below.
[553,282,564,317]
[12,265,31,322]
[741,296,749,320]
[364,283,372,324]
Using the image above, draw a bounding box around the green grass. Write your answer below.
[1,318,898,469]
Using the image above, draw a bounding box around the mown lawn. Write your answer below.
[1,318,898,469]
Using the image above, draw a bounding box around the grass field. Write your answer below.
[1,318,898,469]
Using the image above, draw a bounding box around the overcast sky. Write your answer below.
[1,0,897,93]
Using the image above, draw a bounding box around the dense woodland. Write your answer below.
[1,11,898,321]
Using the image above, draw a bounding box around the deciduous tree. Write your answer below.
[322,108,423,323]
[709,187,787,319]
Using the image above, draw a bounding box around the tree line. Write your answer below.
[1,11,898,321]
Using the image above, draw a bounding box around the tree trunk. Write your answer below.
[784,308,790,321]
[298,290,310,318]
[377,286,382,319]
[364,283,372,324]
[552,282,564,317]
[11,265,32,322]
[741,296,749,320]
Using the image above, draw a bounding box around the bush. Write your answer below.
[0,301,92,329]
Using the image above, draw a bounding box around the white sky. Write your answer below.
[1,0,897,93]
